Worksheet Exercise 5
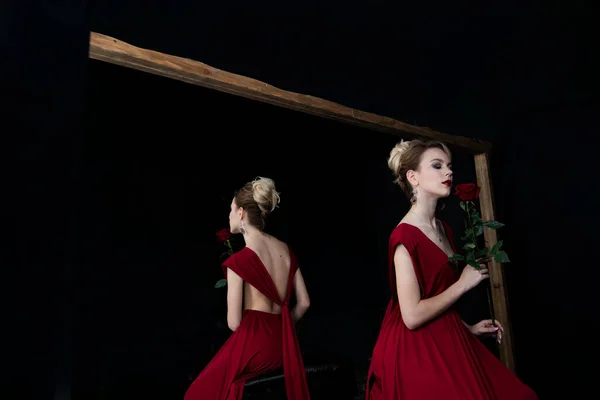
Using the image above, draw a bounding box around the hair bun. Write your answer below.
[388,139,411,174]
[251,176,281,214]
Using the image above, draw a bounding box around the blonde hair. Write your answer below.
[234,176,281,230]
[388,139,451,200]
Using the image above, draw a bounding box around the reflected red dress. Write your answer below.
[184,246,311,400]
[366,221,538,400]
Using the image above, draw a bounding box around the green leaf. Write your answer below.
[463,243,476,251]
[475,224,484,236]
[490,240,503,256]
[468,261,481,270]
[483,220,505,229]
[461,228,474,241]
[448,253,465,261]
[476,247,489,258]
[214,279,227,288]
[493,251,510,263]
[465,251,477,265]
[460,202,467,211]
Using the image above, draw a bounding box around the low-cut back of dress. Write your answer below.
[184,246,311,400]
[365,221,538,400]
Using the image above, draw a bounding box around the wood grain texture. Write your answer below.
[474,152,515,373]
[89,32,491,153]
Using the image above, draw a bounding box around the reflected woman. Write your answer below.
[185,177,311,400]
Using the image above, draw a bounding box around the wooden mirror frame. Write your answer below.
[88,32,515,372]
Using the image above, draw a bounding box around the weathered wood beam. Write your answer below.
[474,152,515,372]
[88,32,491,154]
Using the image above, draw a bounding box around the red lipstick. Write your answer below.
[442,180,452,187]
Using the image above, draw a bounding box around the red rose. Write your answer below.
[454,183,480,201]
[216,228,232,243]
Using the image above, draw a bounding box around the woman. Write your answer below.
[365,140,537,400]
[185,177,311,400]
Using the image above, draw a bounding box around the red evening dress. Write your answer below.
[184,246,311,400]
[366,221,538,400]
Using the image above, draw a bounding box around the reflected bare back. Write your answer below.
[245,236,291,314]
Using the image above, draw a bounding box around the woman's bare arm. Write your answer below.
[291,269,310,322]
[226,268,244,331]
[395,244,467,330]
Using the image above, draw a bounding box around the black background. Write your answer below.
[3,1,598,399]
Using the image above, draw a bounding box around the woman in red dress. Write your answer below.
[366,140,538,400]
[184,177,311,400]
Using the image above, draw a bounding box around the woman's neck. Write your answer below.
[409,198,438,227]
[242,223,267,245]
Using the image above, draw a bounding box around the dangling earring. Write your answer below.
[240,220,246,235]
[410,188,418,204]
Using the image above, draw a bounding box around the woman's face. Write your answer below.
[409,147,453,199]
[228,198,243,234]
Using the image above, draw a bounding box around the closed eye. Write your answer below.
[430,158,451,170]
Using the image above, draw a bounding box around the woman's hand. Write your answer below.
[458,262,489,292]
[470,319,504,343]
[475,256,491,266]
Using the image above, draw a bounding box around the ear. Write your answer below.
[238,207,245,219]
[406,169,418,187]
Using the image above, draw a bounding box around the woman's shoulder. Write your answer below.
[225,247,249,264]
[390,221,427,249]
[391,221,417,237]
[244,235,293,260]
[257,234,289,253]
[262,236,298,266]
